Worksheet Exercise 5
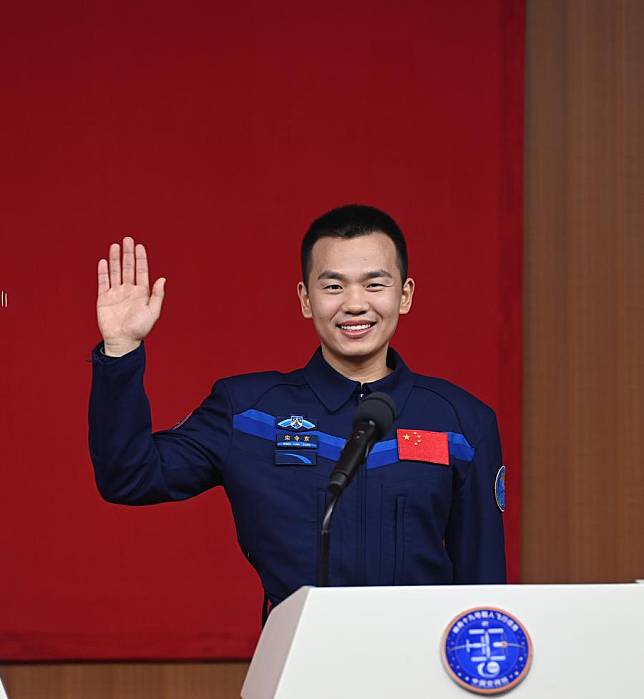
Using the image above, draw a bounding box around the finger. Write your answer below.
[109,242,121,287]
[149,277,166,317]
[122,236,135,285]
[136,243,149,289]
[97,258,110,294]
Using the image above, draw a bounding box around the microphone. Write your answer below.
[328,392,396,494]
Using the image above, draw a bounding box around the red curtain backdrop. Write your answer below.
[0,0,524,659]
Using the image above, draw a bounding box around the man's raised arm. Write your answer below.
[88,237,228,505]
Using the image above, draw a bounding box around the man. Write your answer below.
[89,204,506,623]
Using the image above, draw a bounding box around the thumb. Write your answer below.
[149,277,166,317]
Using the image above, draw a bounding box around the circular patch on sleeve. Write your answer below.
[172,410,194,430]
[441,606,532,694]
[494,465,506,512]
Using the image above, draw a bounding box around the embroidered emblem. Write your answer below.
[495,465,506,512]
[277,415,316,430]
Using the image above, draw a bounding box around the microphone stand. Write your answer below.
[318,488,341,587]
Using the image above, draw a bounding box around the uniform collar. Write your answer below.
[302,345,415,416]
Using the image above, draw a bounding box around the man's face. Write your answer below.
[297,232,414,365]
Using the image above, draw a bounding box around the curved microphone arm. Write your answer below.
[318,489,341,587]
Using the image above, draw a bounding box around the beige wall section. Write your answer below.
[0,663,249,699]
[523,0,644,582]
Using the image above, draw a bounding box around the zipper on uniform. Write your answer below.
[357,383,367,584]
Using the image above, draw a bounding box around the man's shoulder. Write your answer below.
[214,366,307,412]
[409,371,497,442]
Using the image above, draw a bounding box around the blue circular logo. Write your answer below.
[495,465,506,512]
[442,607,532,694]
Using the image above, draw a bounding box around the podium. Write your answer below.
[242,583,644,698]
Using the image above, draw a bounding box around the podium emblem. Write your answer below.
[441,606,532,694]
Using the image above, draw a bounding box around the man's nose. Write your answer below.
[341,286,369,313]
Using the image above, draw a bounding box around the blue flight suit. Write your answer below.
[88,340,506,613]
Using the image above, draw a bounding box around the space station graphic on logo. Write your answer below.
[441,607,532,694]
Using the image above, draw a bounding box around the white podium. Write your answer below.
[242,583,644,698]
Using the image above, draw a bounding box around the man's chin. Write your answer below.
[325,338,387,361]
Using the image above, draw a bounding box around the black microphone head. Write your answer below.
[353,391,396,438]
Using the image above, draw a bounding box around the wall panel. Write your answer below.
[0,663,248,699]
[523,0,644,582]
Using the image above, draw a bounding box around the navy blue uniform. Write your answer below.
[88,340,506,609]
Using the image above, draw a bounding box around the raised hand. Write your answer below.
[96,237,166,355]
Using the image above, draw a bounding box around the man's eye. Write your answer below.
[367,283,385,288]
[323,284,342,291]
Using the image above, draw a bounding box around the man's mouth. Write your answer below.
[337,321,376,337]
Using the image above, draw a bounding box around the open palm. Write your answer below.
[97,236,166,345]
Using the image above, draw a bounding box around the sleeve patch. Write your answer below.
[495,465,506,512]
[172,410,194,430]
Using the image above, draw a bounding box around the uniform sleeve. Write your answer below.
[444,412,507,583]
[88,339,231,505]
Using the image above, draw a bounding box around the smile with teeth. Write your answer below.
[338,322,375,331]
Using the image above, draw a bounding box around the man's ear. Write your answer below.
[297,281,313,318]
[399,277,415,315]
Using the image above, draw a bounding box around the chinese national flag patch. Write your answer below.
[397,429,449,465]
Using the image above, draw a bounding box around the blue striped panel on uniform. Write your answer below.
[447,432,475,461]
[232,409,474,467]
[275,451,317,465]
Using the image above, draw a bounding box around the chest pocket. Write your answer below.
[372,460,453,585]
[392,493,407,584]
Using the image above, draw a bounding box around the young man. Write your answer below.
[89,204,506,622]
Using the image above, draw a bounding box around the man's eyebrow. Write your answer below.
[362,269,393,280]
[317,270,347,281]
[317,269,394,282]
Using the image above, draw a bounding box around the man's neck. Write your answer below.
[320,344,392,384]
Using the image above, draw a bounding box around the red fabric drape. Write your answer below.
[0,0,524,659]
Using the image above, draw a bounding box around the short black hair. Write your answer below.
[301,203,408,286]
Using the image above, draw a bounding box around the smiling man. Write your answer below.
[297,221,413,383]
[88,203,506,624]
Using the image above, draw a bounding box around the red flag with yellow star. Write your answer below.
[397,429,449,465]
